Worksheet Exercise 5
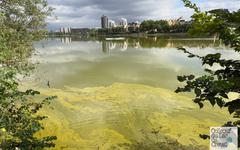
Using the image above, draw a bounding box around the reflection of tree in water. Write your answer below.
[138,37,224,48]
[102,40,110,53]
[59,36,225,53]
[100,37,223,54]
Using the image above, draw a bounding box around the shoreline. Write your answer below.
[48,32,213,39]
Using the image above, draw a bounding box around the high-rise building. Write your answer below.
[101,15,108,29]
[167,19,178,26]
[108,20,116,28]
[119,18,128,28]
[60,27,71,34]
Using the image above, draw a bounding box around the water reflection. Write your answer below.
[33,36,237,91]
[102,40,129,53]
[61,36,72,43]
[60,36,226,54]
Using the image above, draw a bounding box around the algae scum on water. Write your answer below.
[32,83,228,150]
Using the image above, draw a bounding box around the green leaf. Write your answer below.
[209,98,216,106]
[220,92,228,99]
[198,102,204,108]
[216,98,224,108]
[188,54,195,58]
[228,105,235,114]
[188,75,195,80]
[194,88,201,97]
[177,76,186,82]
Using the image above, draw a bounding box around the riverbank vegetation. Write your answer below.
[0,0,56,149]
[176,0,240,144]
[140,19,190,34]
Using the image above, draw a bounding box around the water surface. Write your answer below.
[29,36,238,149]
[34,36,236,90]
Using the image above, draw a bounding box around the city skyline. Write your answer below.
[46,0,240,29]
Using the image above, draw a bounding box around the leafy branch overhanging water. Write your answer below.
[0,0,57,149]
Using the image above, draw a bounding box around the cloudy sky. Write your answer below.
[47,0,240,29]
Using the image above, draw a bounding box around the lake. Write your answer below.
[26,36,238,149]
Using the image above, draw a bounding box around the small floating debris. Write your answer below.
[105,37,125,41]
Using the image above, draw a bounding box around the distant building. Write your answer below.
[128,21,140,32]
[119,18,128,28]
[109,20,116,28]
[177,18,187,25]
[59,27,90,35]
[167,19,178,26]
[135,21,140,28]
[60,27,71,34]
[167,17,187,26]
[101,15,109,29]
[71,28,90,35]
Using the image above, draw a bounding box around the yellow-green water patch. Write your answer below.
[23,83,231,149]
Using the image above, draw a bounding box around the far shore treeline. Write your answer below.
[49,18,191,36]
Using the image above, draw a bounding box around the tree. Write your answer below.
[0,0,57,149]
[169,22,190,33]
[112,26,125,33]
[140,20,157,33]
[176,0,240,142]
[156,20,170,33]
[140,19,190,33]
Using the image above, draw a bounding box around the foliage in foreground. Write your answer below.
[0,0,56,149]
[176,0,240,142]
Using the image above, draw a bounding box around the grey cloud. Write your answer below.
[47,0,239,29]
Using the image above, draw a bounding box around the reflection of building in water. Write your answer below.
[102,41,128,53]
[102,41,110,53]
[102,40,128,53]
[120,41,128,51]
[60,37,223,53]
[133,41,140,48]
[109,42,116,50]
[101,39,142,53]
[61,37,72,44]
